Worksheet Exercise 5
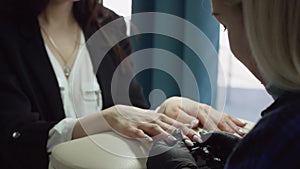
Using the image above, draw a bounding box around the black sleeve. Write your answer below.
[0,53,54,169]
[197,130,241,162]
[0,25,59,169]
[147,130,199,169]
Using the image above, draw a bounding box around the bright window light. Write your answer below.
[103,0,132,35]
[103,0,132,18]
[218,28,273,122]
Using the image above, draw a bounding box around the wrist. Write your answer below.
[72,110,112,139]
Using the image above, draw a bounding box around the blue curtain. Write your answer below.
[131,0,219,109]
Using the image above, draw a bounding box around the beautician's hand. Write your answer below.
[102,105,198,143]
[197,130,241,162]
[159,97,247,136]
[147,129,199,169]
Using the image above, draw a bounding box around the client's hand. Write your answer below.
[102,105,198,143]
[147,129,199,169]
[159,97,246,136]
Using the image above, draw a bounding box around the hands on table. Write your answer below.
[101,97,247,145]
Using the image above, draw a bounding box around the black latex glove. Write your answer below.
[196,130,241,162]
[147,129,199,169]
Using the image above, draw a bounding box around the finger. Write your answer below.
[154,118,177,135]
[225,119,242,135]
[217,118,235,134]
[221,115,247,136]
[199,111,219,131]
[157,114,203,143]
[159,114,194,132]
[203,121,220,132]
[185,129,202,143]
[126,127,154,142]
[195,104,221,129]
[159,118,203,144]
[176,109,199,128]
[158,114,199,141]
[153,119,190,145]
[229,116,247,127]
[182,136,194,147]
[139,123,177,143]
[170,121,201,143]
[126,128,154,149]
[224,118,246,136]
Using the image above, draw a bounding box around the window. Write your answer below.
[103,0,132,35]
[103,2,272,122]
[218,29,273,122]
[103,0,132,17]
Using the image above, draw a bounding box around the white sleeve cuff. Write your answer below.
[47,118,77,152]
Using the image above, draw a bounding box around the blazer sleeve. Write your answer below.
[0,25,59,169]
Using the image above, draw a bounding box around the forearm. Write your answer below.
[72,109,112,139]
[73,104,185,143]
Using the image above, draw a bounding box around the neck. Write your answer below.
[38,1,76,29]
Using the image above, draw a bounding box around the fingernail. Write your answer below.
[184,139,194,147]
[190,119,199,126]
[167,135,177,142]
[238,128,246,134]
[233,133,242,138]
[200,129,208,134]
[146,136,153,142]
[173,128,182,135]
[193,135,203,143]
[240,119,247,125]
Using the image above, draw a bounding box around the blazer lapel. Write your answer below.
[18,19,65,120]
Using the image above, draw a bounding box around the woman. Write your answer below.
[0,0,245,168]
[0,0,182,168]
[147,0,300,168]
[216,0,300,168]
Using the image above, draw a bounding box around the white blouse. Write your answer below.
[45,31,103,152]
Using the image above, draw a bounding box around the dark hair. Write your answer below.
[72,1,122,34]
[73,0,129,62]
[1,0,128,62]
[73,0,105,30]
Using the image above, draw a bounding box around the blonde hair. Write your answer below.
[241,0,300,91]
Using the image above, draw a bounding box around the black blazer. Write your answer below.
[0,10,148,169]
